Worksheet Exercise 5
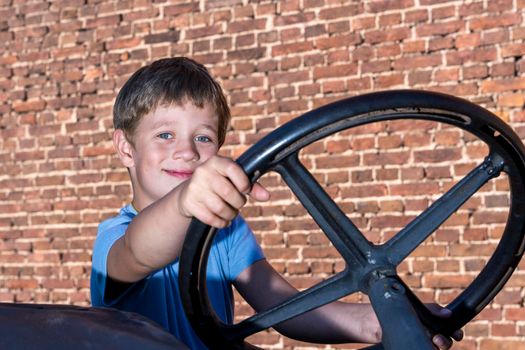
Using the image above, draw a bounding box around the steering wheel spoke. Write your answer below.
[368,277,435,350]
[275,153,374,269]
[227,271,358,341]
[384,152,506,266]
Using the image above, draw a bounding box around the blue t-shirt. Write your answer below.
[90,204,265,349]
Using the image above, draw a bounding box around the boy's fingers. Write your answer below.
[207,156,270,203]
[452,329,464,341]
[189,156,270,222]
[432,335,452,350]
[180,179,239,225]
[212,156,252,195]
[426,303,450,317]
[191,157,247,209]
[424,304,462,348]
[213,177,247,210]
[191,200,234,228]
[438,307,451,317]
[207,193,239,221]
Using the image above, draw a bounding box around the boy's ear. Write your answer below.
[113,129,135,168]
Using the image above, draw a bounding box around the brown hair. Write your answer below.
[113,57,231,146]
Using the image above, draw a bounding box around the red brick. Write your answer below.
[470,13,521,31]
[271,42,314,56]
[365,27,410,44]
[342,184,387,198]
[367,0,415,12]
[362,60,391,74]
[319,4,361,20]
[165,3,198,16]
[12,100,45,112]
[313,64,357,79]
[374,73,404,88]
[363,151,410,166]
[455,32,481,49]
[393,54,442,70]
[416,20,464,37]
[480,339,525,350]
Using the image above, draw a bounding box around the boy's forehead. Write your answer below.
[143,102,219,129]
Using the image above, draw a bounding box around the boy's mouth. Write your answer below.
[164,169,193,180]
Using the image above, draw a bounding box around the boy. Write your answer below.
[91,57,460,349]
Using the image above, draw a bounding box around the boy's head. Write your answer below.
[113,57,230,146]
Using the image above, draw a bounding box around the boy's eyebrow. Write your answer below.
[150,120,174,131]
[199,123,218,133]
[150,120,218,133]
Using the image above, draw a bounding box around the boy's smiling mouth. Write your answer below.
[163,169,194,180]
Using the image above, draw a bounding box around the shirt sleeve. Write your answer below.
[90,220,128,307]
[225,215,265,281]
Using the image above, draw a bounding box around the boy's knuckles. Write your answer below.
[217,185,243,202]
[197,211,218,226]
[224,209,238,221]
[191,167,211,181]
[236,180,251,195]
[224,161,245,178]
[215,204,237,221]
[184,178,202,192]
[199,212,228,228]
[234,196,247,209]
[207,198,229,214]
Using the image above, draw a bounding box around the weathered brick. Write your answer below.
[367,0,415,12]
[272,42,314,56]
[416,20,464,37]
[482,77,525,93]
[481,339,525,350]
[12,100,45,112]
[374,73,404,88]
[393,54,442,70]
[470,13,521,31]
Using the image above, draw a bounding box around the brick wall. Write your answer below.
[1,1,524,349]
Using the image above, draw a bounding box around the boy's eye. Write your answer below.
[195,135,212,143]
[158,133,173,140]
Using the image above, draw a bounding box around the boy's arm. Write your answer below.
[106,188,193,283]
[107,156,269,283]
[234,259,461,348]
[234,259,381,344]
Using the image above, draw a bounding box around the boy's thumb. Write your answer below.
[249,183,270,202]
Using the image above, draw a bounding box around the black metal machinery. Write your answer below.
[0,302,188,349]
[179,90,525,349]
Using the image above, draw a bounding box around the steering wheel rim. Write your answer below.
[179,90,525,350]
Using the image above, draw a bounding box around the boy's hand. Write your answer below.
[427,304,464,349]
[177,156,270,228]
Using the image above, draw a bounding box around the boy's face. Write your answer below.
[119,101,219,210]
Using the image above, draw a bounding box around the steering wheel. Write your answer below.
[179,90,525,350]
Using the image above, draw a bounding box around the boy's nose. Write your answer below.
[172,140,199,162]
